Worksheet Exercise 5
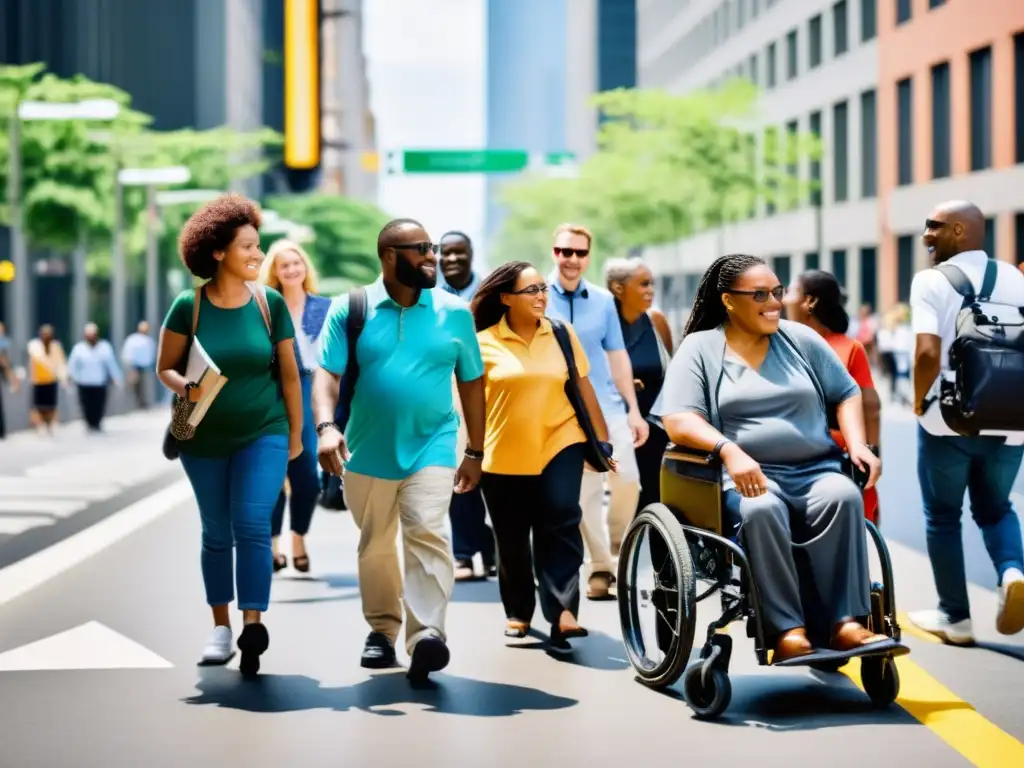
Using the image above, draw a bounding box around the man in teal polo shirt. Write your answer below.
[313,219,486,684]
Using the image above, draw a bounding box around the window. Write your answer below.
[831,249,848,287]
[809,16,822,69]
[970,46,993,171]
[931,62,951,178]
[786,119,799,209]
[897,235,915,302]
[860,89,877,198]
[1016,213,1024,263]
[896,0,911,24]
[833,100,849,203]
[833,1,848,56]
[786,30,798,80]
[738,0,746,27]
[861,0,876,42]
[766,42,777,88]
[772,255,792,288]
[984,217,995,257]
[859,247,878,310]
[765,127,778,216]
[809,110,822,207]
[1016,33,1024,163]
[805,252,820,271]
[748,52,759,85]
[897,77,913,186]
[752,0,760,19]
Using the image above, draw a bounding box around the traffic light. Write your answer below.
[284,0,321,171]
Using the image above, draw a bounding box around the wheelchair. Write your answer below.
[616,444,908,720]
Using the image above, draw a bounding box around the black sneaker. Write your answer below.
[237,623,270,679]
[407,636,450,683]
[361,632,397,669]
[484,561,497,579]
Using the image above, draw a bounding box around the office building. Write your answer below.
[485,0,637,246]
[640,0,1024,332]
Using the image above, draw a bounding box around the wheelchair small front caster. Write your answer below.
[682,662,732,719]
[861,655,900,708]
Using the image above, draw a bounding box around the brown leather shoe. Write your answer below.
[832,619,888,651]
[773,627,815,663]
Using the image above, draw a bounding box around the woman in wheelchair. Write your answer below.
[653,254,890,664]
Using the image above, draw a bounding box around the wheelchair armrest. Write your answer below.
[662,443,722,482]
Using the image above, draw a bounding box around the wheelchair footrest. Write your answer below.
[772,639,910,667]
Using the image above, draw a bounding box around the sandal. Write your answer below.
[293,554,310,573]
[272,554,288,573]
[504,620,530,638]
[832,620,888,652]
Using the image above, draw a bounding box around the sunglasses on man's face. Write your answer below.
[728,285,785,303]
[554,247,590,259]
[392,242,439,255]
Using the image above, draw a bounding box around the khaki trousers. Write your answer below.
[343,466,456,653]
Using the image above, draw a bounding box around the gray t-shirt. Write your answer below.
[654,322,860,488]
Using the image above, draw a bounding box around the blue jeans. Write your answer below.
[917,426,1024,622]
[272,374,319,537]
[180,433,289,611]
[450,485,495,565]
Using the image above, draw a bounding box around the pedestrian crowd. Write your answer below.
[35,191,1005,682]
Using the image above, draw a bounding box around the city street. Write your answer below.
[0,411,1022,767]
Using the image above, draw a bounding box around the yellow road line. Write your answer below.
[842,655,1024,767]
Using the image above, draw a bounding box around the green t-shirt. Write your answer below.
[164,286,295,457]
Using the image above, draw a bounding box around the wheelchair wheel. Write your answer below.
[861,656,900,708]
[617,504,697,690]
[682,662,732,719]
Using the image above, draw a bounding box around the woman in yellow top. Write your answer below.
[472,261,611,652]
[27,324,68,434]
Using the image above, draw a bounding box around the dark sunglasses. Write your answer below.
[728,285,785,302]
[508,283,549,296]
[392,242,439,255]
[554,247,590,259]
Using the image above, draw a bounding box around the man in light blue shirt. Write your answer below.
[67,322,123,432]
[121,320,157,408]
[546,223,648,601]
[313,218,486,684]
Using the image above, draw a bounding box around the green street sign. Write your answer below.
[387,150,577,174]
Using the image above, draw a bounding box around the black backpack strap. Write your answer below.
[549,319,579,380]
[338,288,368,427]
[934,263,976,308]
[979,258,998,302]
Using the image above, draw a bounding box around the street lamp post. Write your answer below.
[4,98,119,363]
[116,166,192,344]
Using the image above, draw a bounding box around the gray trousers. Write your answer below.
[726,470,871,638]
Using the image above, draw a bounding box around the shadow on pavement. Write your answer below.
[450,579,502,604]
[183,667,578,717]
[652,673,925,730]
[503,630,630,671]
[975,640,1024,662]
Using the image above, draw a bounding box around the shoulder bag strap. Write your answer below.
[979,258,998,302]
[247,282,273,337]
[549,319,580,383]
[934,263,976,308]
[190,286,202,337]
[339,288,368,419]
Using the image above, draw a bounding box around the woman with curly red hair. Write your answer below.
[156,194,303,677]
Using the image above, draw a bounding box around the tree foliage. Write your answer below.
[264,193,390,287]
[494,79,821,274]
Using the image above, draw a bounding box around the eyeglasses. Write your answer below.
[392,242,439,255]
[728,285,785,302]
[508,283,549,296]
[554,247,590,259]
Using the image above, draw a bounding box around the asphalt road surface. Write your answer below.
[0,410,1022,767]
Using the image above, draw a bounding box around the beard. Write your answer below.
[396,254,437,289]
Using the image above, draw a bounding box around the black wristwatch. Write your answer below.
[315,421,340,436]
[712,439,732,458]
[465,447,484,460]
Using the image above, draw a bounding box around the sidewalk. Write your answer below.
[0,408,183,567]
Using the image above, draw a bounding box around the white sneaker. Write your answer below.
[907,609,975,645]
[200,626,235,665]
[997,568,1024,636]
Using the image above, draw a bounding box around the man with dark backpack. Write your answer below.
[311,219,486,684]
[908,200,1024,645]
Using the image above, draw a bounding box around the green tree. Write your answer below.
[263,193,390,288]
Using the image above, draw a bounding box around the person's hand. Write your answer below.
[454,456,482,493]
[848,442,882,489]
[721,443,769,498]
[317,427,348,476]
[628,409,649,448]
[288,432,303,461]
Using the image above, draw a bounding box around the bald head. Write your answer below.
[923,200,987,264]
[377,218,425,258]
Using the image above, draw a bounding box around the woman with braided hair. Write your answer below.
[652,254,898,663]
